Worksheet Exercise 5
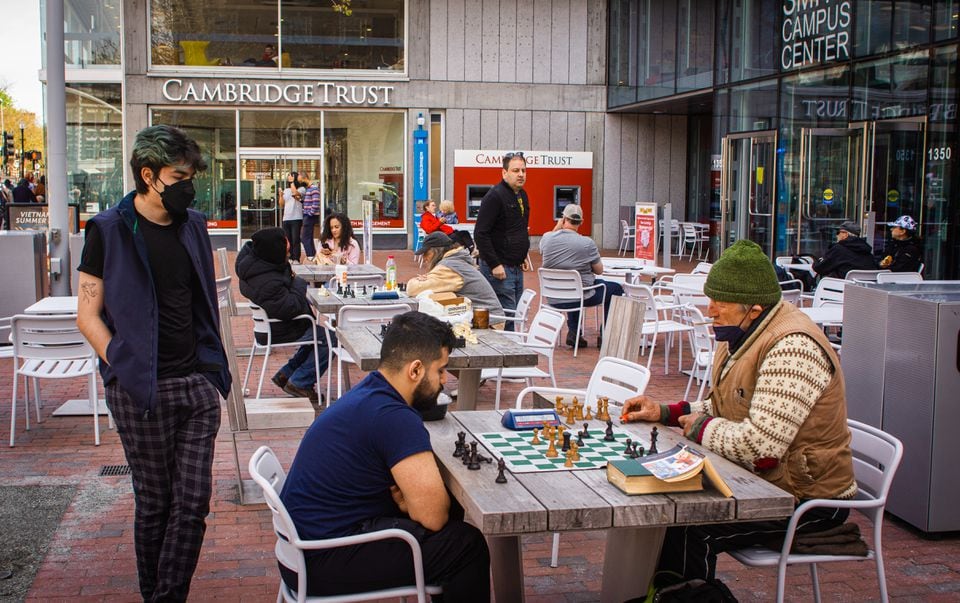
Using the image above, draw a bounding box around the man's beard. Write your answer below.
[411,378,441,413]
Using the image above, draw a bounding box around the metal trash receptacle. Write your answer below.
[0,230,47,318]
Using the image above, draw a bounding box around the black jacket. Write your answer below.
[235,242,312,344]
[474,179,530,268]
[12,184,36,203]
[812,236,877,279]
[877,236,923,273]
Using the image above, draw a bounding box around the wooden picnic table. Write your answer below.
[424,410,794,602]
[306,286,419,315]
[335,326,538,410]
[293,262,385,285]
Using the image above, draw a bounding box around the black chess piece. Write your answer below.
[582,422,590,438]
[637,444,645,457]
[576,431,584,447]
[604,419,615,442]
[495,458,508,483]
[362,285,368,295]
[629,442,640,459]
[561,431,572,452]
[649,426,659,455]
[623,438,633,456]
[380,323,388,337]
[467,442,481,470]
[453,434,465,458]
[337,283,344,295]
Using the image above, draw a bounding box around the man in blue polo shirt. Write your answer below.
[280,311,490,600]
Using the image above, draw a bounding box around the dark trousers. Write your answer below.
[283,219,303,261]
[301,214,319,258]
[281,503,490,601]
[549,278,624,333]
[106,373,221,603]
[654,505,849,589]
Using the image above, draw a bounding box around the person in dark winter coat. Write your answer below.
[877,215,923,273]
[812,221,877,279]
[235,227,327,403]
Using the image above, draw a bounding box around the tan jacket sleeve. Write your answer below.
[406,265,464,297]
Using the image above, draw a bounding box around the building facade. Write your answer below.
[46,0,958,278]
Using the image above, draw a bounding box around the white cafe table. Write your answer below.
[800,305,843,326]
[22,296,108,417]
[600,258,676,284]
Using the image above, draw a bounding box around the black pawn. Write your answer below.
[629,443,641,459]
[604,419,615,442]
[453,439,464,458]
[623,438,633,456]
[649,426,659,455]
[362,285,368,295]
[561,431,572,452]
[582,423,590,438]
[637,444,645,457]
[495,458,508,484]
[576,431,585,447]
[467,442,481,470]
[337,283,343,295]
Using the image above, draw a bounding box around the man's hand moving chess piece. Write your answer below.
[620,394,662,423]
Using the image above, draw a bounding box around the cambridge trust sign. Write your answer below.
[162,79,395,106]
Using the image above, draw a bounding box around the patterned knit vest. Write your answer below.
[709,301,857,501]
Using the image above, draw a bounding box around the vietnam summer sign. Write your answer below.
[781,0,852,70]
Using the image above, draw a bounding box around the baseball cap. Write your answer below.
[562,204,583,223]
[414,231,454,255]
[838,221,861,236]
[887,215,917,231]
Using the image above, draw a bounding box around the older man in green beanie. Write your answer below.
[622,240,856,593]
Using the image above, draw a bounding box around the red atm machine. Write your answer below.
[453,150,593,236]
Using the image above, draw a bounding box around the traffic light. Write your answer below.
[28,150,42,161]
[2,131,13,161]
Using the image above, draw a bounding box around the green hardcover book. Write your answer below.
[606,459,704,495]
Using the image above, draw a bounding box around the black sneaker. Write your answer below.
[283,382,319,403]
[566,332,588,348]
[271,372,289,391]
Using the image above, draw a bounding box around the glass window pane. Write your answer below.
[924,46,957,278]
[608,0,639,107]
[239,111,323,148]
[151,0,278,69]
[855,0,893,56]
[64,0,121,66]
[67,84,123,220]
[150,109,239,227]
[323,112,406,228]
[851,51,928,121]
[730,0,779,81]
[715,0,731,85]
[893,0,932,48]
[729,80,778,133]
[637,1,678,101]
[676,0,714,92]
[934,0,960,39]
[281,0,405,70]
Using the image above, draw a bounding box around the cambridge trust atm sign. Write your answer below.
[162,79,394,106]
[781,0,852,70]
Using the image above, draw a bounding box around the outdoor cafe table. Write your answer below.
[306,286,419,315]
[424,410,794,602]
[334,326,538,410]
[292,262,385,286]
[600,258,676,284]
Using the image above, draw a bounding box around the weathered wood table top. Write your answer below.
[293,262,386,284]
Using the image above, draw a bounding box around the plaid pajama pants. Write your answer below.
[107,373,221,603]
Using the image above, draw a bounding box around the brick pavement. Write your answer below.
[0,249,958,602]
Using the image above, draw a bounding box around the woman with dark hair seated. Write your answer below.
[420,200,474,252]
[316,212,361,265]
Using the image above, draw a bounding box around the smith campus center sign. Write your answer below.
[162,79,394,106]
[781,0,852,70]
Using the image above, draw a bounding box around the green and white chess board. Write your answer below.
[477,427,642,473]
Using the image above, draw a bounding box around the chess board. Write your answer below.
[476,427,645,473]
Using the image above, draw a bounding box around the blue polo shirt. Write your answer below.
[280,371,433,541]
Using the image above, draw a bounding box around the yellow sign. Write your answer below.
[823,188,834,201]
[887,189,900,203]
[756,166,764,184]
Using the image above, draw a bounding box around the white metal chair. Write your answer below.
[845,269,890,283]
[242,304,322,400]
[618,219,635,256]
[9,314,108,447]
[330,304,409,400]
[811,277,848,307]
[876,272,923,284]
[680,305,715,401]
[670,273,709,308]
[248,446,442,603]
[538,268,606,357]
[680,222,709,260]
[728,420,903,603]
[481,308,565,410]
[780,286,803,305]
[0,315,13,360]
[515,356,652,567]
[623,282,692,373]
[690,261,713,275]
[489,288,536,334]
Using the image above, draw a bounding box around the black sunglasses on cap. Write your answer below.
[502,151,526,169]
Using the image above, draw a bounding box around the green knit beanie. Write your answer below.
[704,240,782,306]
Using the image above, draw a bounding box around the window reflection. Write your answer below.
[149,0,405,71]
[67,84,123,219]
[64,0,121,66]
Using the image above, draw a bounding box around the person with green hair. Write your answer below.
[77,124,230,602]
[621,240,856,595]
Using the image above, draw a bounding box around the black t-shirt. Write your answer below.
[78,214,198,378]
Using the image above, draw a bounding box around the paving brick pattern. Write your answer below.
[1,250,958,602]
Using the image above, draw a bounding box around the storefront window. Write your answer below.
[150,109,239,227]
[67,84,123,219]
[923,46,957,278]
[63,0,121,67]
[323,112,405,228]
[636,2,678,101]
[728,80,779,133]
[893,0,932,48]
[727,0,779,82]
[149,0,405,72]
[239,110,323,148]
[855,0,893,56]
[934,0,960,39]
[676,0,714,92]
[608,0,639,107]
[851,51,929,121]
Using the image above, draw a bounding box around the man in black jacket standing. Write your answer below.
[811,220,877,279]
[236,227,327,406]
[474,152,530,329]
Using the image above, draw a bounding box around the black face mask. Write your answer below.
[154,178,196,218]
[713,308,752,344]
